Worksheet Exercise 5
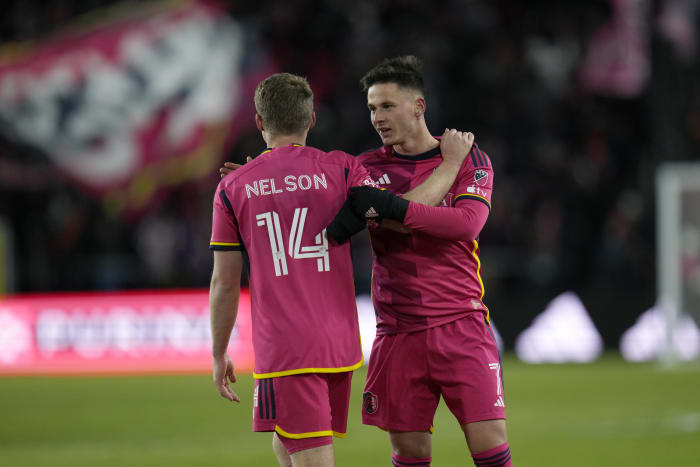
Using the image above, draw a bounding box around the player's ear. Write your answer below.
[308,112,316,131]
[414,96,426,118]
[255,113,264,132]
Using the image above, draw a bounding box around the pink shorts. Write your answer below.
[253,371,352,453]
[362,313,505,431]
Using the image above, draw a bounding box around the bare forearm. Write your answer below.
[402,161,462,206]
[402,129,474,206]
[209,279,240,357]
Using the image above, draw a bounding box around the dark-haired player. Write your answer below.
[351,56,513,467]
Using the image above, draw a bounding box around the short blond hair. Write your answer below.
[254,73,314,135]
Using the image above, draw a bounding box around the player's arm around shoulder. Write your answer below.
[401,129,474,206]
[324,150,379,244]
[398,141,494,241]
[219,156,253,178]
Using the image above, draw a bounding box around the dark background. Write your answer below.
[1,0,698,348]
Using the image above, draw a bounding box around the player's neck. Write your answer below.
[264,133,307,149]
[392,126,438,156]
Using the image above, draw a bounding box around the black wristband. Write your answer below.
[390,195,410,223]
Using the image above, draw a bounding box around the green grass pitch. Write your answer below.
[1,354,699,467]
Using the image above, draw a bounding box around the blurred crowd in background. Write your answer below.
[1,0,699,346]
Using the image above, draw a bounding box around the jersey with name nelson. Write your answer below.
[356,142,494,335]
[210,144,375,378]
[243,172,331,198]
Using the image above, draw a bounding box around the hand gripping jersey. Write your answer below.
[356,142,494,335]
[210,144,375,378]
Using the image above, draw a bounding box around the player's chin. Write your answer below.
[380,134,399,146]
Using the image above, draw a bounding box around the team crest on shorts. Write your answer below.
[474,169,488,186]
[363,391,378,415]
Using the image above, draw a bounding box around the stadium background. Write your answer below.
[1,0,699,466]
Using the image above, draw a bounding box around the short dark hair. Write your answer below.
[359,55,426,95]
[254,73,314,135]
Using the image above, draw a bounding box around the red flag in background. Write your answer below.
[0,0,270,215]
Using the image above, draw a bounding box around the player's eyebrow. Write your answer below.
[367,100,395,109]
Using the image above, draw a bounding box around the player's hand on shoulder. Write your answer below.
[219,156,253,178]
[440,128,474,168]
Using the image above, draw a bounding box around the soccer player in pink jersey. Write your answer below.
[209,72,471,467]
[343,56,514,467]
[209,73,378,466]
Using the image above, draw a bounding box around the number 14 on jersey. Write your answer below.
[256,207,330,277]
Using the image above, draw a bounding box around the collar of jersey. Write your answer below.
[259,143,305,156]
[390,144,441,161]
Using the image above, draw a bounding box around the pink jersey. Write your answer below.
[210,144,375,378]
[356,141,494,335]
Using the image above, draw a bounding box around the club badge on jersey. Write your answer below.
[363,391,379,415]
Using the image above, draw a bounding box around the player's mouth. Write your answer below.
[377,127,391,138]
